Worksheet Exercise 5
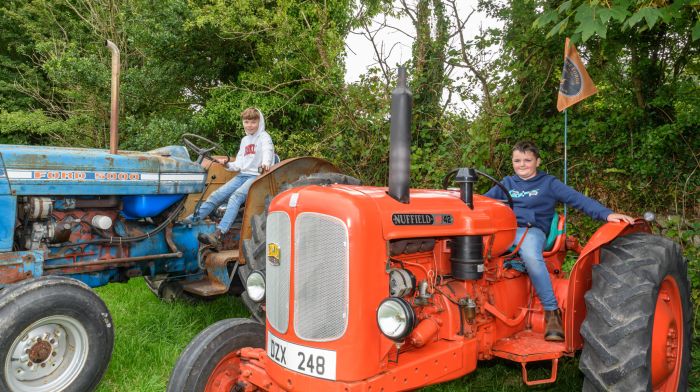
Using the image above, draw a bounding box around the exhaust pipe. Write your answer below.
[106,40,120,155]
[387,67,412,203]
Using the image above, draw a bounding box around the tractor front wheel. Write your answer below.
[0,276,114,392]
[579,233,691,391]
[167,318,265,392]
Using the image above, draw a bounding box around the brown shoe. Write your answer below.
[544,309,564,341]
[198,229,222,248]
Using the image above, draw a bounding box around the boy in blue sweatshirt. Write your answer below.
[484,141,634,341]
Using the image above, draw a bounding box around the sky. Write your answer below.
[344,1,500,84]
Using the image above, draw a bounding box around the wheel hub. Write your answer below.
[28,339,53,364]
[205,351,243,392]
[11,324,68,381]
[6,315,89,392]
[651,276,684,391]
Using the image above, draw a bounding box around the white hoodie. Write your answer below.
[226,109,275,175]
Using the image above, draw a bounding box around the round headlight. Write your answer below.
[376,297,415,341]
[246,270,266,302]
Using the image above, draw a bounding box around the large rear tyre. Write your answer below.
[579,233,691,391]
[239,172,361,321]
[0,276,114,392]
[167,318,265,392]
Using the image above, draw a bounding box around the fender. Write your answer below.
[564,219,652,351]
[239,157,341,266]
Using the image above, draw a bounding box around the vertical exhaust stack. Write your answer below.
[388,67,412,203]
[106,40,120,155]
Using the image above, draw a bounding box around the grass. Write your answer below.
[94,279,249,392]
[94,277,697,391]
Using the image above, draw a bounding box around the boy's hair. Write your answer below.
[513,140,540,159]
[241,108,260,120]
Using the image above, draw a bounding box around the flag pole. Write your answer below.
[563,108,568,235]
[558,37,597,236]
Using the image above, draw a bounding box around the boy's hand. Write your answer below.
[261,163,271,172]
[215,157,228,165]
[607,213,635,224]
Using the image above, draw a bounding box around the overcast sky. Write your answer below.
[344,1,499,85]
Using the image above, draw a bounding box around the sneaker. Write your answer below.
[198,229,222,248]
[544,309,564,341]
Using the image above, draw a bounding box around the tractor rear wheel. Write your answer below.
[0,276,114,392]
[167,318,265,392]
[239,172,361,321]
[579,233,691,391]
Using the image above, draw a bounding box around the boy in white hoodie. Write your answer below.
[188,108,275,245]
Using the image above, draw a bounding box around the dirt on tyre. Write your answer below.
[167,318,265,392]
[579,232,691,391]
[239,172,361,321]
[0,276,114,392]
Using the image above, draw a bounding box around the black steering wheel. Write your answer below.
[442,168,514,209]
[181,133,228,164]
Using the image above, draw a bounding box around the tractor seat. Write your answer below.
[504,214,565,262]
[544,214,564,253]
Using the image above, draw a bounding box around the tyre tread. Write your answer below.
[579,233,691,391]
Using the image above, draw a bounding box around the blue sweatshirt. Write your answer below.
[484,171,612,236]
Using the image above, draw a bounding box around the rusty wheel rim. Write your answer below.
[651,276,684,391]
[205,350,242,392]
[5,315,89,392]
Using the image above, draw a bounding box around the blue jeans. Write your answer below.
[189,174,256,233]
[513,227,559,311]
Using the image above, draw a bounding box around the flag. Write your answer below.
[557,38,597,112]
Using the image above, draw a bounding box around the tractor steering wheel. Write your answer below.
[181,133,229,164]
[442,168,514,209]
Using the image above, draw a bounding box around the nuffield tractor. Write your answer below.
[169,69,692,391]
[0,42,356,391]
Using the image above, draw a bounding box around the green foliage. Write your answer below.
[533,0,700,43]
[474,0,699,215]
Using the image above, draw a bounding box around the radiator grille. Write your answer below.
[266,211,291,333]
[294,212,349,341]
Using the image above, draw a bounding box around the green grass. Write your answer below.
[94,278,697,391]
[94,279,249,392]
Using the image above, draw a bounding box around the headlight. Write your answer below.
[376,297,415,341]
[246,270,266,302]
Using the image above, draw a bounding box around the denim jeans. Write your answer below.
[513,227,559,311]
[190,174,256,233]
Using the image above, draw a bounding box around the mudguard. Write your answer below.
[239,157,341,266]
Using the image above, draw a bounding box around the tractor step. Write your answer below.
[492,330,567,386]
[180,278,228,296]
[181,249,239,297]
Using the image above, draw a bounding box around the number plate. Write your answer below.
[267,332,337,380]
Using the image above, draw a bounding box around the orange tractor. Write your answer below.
[167,69,691,391]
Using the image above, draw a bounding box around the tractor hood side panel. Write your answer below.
[0,144,206,195]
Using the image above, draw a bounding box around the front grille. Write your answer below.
[294,212,349,341]
[266,211,291,333]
